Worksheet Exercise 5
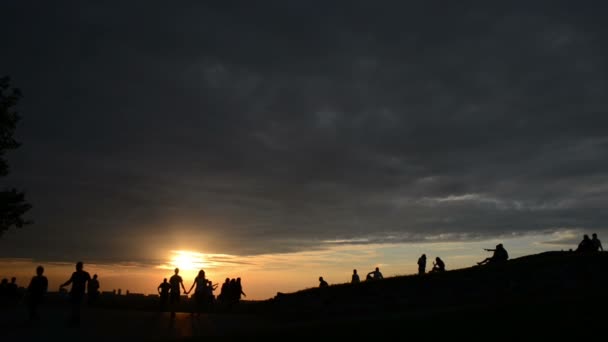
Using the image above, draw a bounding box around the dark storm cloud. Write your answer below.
[1,1,607,259]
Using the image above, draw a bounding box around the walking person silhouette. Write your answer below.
[186,270,207,316]
[157,278,171,312]
[59,261,91,326]
[169,268,186,319]
[26,265,48,321]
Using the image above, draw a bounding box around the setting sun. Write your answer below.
[169,250,207,271]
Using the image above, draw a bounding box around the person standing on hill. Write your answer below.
[418,254,427,275]
[60,261,91,326]
[591,233,603,252]
[169,268,186,318]
[27,265,48,321]
[351,269,360,283]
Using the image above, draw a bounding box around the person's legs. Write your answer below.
[477,258,491,265]
[170,293,179,318]
[70,294,82,326]
[28,298,39,321]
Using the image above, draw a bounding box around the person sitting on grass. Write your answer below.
[591,233,603,252]
[319,276,329,288]
[477,244,509,265]
[430,257,445,273]
[367,267,384,280]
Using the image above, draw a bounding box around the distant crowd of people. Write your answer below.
[316,233,603,287]
[1,232,604,324]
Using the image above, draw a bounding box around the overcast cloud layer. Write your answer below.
[1,1,607,261]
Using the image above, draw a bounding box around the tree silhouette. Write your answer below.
[0,76,31,236]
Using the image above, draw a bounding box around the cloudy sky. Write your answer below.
[1,1,607,296]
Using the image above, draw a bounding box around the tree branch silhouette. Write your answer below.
[0,76,32,236]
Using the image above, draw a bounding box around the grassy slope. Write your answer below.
[230,251,608,338]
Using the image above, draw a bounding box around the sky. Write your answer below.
[1,1,607,299]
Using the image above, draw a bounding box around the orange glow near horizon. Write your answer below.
[0,232,575,300]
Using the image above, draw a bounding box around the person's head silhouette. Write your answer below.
[36,265,44,276]
[198,270,205,278]
[163,278,167,283]
[76,261,83,271]
[93,274,98,280]
[353,269,357,274]
[174,268,179,275]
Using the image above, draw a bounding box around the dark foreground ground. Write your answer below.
[1,251,606,340]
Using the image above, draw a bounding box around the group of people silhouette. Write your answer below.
[326,244,512,285]
[320,267,384,287]
[416,254,446,275]
[157,267,246,319]
[576,233,603,253]
[0,277,20,301]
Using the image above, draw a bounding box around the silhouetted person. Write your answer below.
[430,257,445,273]
[418,254,427,275]
[7,277,18,304]
[157,278,171,311]
[169,268,186,318]
[0,278,7,299]
[228,278,238,306]
[319,276,328,287]
[218,278,230,304]
[205,280,218,311]
[576,234,594,253]
[60,261,91,326]
[236,277,246,302]
[367,267,384,280]
[186,270,207,315]
[477,244,509,265]
[591,233,603,252]
[87,274,100,306]
[351,269,360,284]
[26,266,48,321]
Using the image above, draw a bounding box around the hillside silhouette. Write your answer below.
[248,251,608,338]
